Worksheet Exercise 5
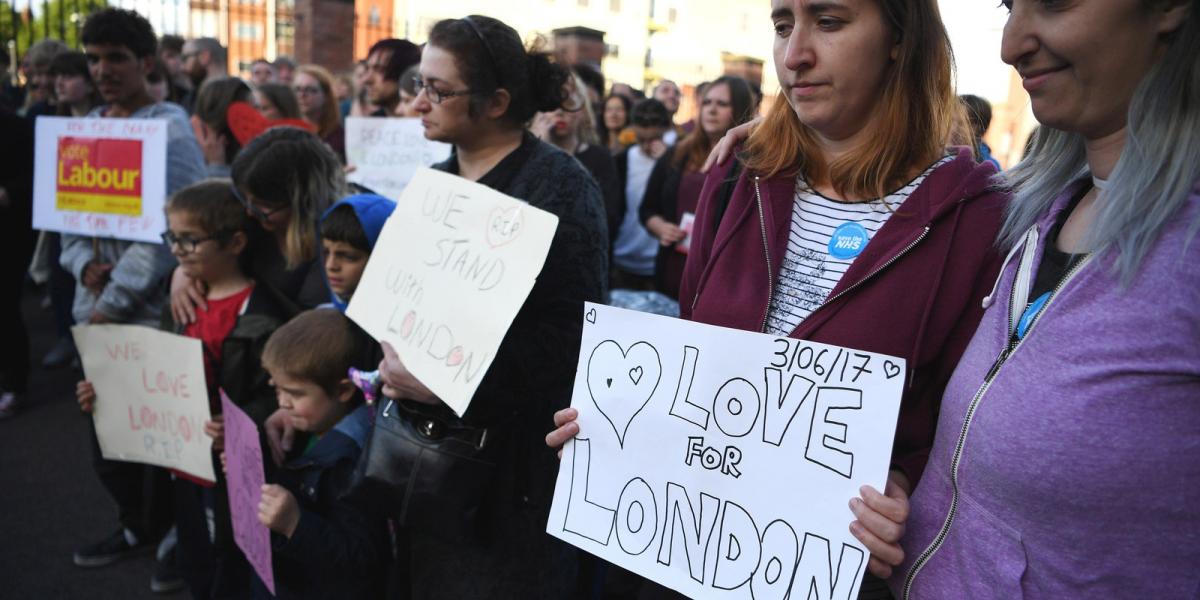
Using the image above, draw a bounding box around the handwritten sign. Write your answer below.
[548,303,905,599]
[72,324,215,482]
[344,117,452,200]
[33,116,169,243]
[221,392,275,595]
[346,168,559,416]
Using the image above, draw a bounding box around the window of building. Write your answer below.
[610,0,620,12]
[668,7,677,23]
[235,22,259,39]
[578,0,589,6]
[368,6,381,26]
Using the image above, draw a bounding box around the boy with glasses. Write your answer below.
[80,180,287,597]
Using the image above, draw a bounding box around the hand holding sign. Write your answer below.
[347,168,559,415]
[33,117,169,242]
[344,117,451,200]
[72,324,215,482]
[547,303,906,599]
[222,392,275,595]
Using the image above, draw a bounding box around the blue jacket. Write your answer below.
[318,194,396,312]
[264,404,388,600]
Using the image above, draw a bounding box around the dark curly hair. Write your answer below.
[427,15,569,127]
[81,8,158,58]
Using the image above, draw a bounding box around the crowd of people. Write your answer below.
[0,0,1197,598]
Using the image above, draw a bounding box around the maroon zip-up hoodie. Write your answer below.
[680,150,1007,486]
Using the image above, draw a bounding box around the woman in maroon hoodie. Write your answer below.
[550,0,1008,595]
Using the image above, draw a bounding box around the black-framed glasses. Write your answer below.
[231,185,288,222]
[411,76,480,104]
[161,230,227,254]
[292,85,322,97]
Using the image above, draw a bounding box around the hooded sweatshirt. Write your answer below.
[893,180,1200,599]
[318,193,396,312]
[681,150,1008,484]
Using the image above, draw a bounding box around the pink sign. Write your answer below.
[221,391,275,595]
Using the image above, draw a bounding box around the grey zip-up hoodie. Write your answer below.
[60,102,206,326]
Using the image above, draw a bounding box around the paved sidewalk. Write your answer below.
[0,284,178,599]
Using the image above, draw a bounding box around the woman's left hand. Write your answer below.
[379,342,439,405]
[849,470,911,579]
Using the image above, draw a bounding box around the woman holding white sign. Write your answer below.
[374,14,609,600]
[895,1,1200,598]
[549,0,1008,596]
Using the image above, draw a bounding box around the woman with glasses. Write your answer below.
[293,64,345,163]
[376,14,608,599]
[170,127,345,326]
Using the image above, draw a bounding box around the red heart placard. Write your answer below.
[226,101,316,146]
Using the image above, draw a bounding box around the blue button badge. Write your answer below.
[828,222,870,260]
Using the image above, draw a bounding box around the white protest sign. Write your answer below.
[73,324,215,483]
[344,117,452,200]
[346,167,559,416]
[548,303,905,600]
[33,116,169,243]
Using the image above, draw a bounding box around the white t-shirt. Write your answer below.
[764,156,951,336]
[613,145,661,276]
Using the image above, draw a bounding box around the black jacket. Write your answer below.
[269,405,388,600]
[637,146,687,293]
[398,133,606,597]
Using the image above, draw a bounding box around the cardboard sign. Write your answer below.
[72,324,215,482]
[344,117,452,200]
[547,303,906,600]
[346,168,559,416]
[221,392,275,595]
[33,116,169,243]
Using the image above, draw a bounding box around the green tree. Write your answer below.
[2,0,109,60]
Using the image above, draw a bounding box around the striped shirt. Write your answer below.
[765,156,951,336]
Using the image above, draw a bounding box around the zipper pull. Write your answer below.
[984,347,1010,382]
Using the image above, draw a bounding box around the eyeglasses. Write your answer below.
[161,230,227,254]
[292,85,322,97]
[412,76,477,105]
[231,185,288,222]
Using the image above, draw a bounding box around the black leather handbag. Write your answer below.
[350,397,496,542]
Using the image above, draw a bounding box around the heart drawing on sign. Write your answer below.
[446,346,464,367]
[586,340,662,448]
[485,206,524,248]
[585,308,597,324]
[883,360,901,380]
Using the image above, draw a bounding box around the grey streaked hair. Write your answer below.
[998,3,1199,284]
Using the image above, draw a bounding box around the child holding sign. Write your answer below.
[78,179,287,596]
[165,180,288,597]
[253,309,388,600]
